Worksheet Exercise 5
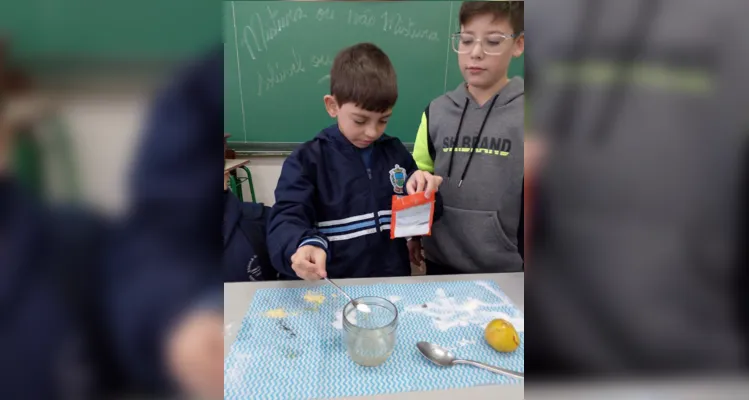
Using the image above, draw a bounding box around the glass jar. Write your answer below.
[342,296,398,367]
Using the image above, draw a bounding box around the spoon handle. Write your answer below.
[322,277,354,303]
[454,359,524,379]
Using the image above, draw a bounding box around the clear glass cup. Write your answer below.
[342,296,398,367]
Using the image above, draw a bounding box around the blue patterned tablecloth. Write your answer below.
[225,280,524,399]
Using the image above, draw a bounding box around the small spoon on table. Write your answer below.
[417,341,524,379]
[319,275,371,313]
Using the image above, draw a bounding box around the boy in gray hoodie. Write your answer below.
[411,1,524,274]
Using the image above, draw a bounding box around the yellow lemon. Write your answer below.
[484,319,520,352]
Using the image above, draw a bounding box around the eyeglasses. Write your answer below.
[451,32,523,56]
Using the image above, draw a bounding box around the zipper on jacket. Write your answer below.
[357,148,381,233]
[367,167,382,233]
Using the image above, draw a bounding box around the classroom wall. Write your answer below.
[236,157,284,206]
[35,73,158,214]
[36,72,283,214]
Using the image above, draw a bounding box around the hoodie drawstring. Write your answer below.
[447,94,500,188]
[460,95,499,187]
[446,98,470,183]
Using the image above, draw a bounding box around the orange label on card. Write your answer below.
[390,192,436,239]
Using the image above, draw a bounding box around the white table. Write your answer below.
[224,273,524,399]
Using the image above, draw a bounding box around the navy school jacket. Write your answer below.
[267,124,443,279]
[223,190,276,281]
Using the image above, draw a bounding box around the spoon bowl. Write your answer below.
[416,341,524,379]
[417,341,455,366]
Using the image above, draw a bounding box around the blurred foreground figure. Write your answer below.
[0,49,222,398]
[525,0,749,377]
[109,46,223,398]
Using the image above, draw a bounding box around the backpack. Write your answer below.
[236,202,277,281]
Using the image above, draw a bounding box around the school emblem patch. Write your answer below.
[389,164,406,194]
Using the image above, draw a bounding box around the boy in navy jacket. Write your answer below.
[267,43,443,281]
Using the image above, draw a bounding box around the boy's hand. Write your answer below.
[291,245,327,280]
[406,170,443,198]
[407,237,424,265]
[166,310,223,399]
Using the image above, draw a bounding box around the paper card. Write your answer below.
[390,192,435,239]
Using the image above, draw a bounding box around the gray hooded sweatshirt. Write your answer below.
[412,77,524,273]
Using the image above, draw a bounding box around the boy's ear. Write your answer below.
[323,95,339,118]
[512,34,525,58]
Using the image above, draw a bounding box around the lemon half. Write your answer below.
[484,319,520,352]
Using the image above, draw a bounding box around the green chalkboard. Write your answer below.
[0,0,219,66]
[224,1,523,151]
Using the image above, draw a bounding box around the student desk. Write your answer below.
[224,273,524,399]
[224,158,255,202]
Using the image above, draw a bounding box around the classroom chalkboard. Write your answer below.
[224,1,524,152]
[0,0,219,66]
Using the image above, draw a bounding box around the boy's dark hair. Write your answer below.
[459,1,524,35]
[330,42,398,113]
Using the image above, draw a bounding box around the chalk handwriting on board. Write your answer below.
[243,6,308,60]
[348,9,377,28]
[381,11,439,42]
[256,48,306,97]
[311,54,334,69]
[311,55,333,85]
[343,8,439,41]
[316,7,335,22]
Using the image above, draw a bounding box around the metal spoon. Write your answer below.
[416,341,524,379]
[321,276,370,313]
